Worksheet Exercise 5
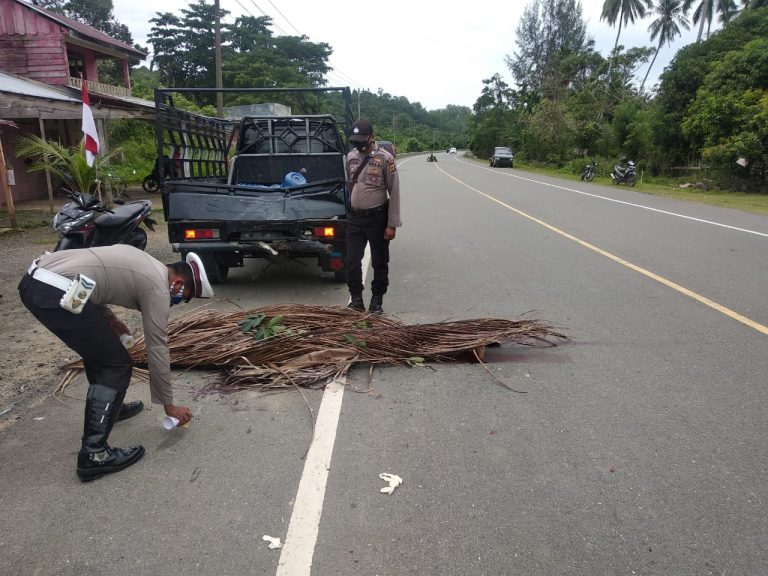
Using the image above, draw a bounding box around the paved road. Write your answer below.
[1,152,767,576]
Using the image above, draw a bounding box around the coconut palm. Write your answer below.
[641,0,690,92]
[13,135,119,195]
[601,0,654,76]
[683,0,738,42]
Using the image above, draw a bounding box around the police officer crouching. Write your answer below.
[345,119,402,314]
[18,245,214,482]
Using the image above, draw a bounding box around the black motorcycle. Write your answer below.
[611,160,637,186]
[53,188,156,251]
[580,160,597,182]
[142,155,179,193]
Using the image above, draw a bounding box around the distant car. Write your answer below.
[489,146,513,167]
[377,140,396,157]
[449,147,457,154]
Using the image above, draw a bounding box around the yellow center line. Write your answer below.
[435,163,768,337]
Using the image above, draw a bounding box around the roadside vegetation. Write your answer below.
[30,0,768,197]
[463,152,768,215]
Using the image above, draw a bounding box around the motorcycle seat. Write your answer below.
[94,202,148,227]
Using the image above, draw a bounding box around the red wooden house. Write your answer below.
[0,0,153,208]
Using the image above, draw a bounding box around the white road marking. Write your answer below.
[462,159,768,239]
[276,246,371,576]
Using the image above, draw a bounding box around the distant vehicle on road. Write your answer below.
[489,146,514,168]
[377,140,396,157]
[449,147,457,154]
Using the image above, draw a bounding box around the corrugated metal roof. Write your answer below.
[0,71,155,112]
[0,71,78,101]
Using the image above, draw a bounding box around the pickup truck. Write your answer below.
[489,146,514,168]
[154,87,353,283]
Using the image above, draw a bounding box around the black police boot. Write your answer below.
[348,293,365,312]
[369,294,384,315]
[76,384,145,482]
[116,400,144,422]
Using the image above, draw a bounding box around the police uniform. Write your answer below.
[19,245,175,404]
[18,245,213,481]
[346,142,402,301]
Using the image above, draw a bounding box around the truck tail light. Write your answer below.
[314,226,335,238]
[184,228,219,240]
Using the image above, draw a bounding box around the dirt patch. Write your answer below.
[0,205,174,431]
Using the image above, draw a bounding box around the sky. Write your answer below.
[112,0,708,111]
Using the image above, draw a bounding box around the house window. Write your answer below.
[68,56,85,79]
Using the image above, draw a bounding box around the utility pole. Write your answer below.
[357,91,361,118]
[214,0,223,117]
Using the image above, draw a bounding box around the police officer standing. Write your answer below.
[345,119,402,314]
[18,245,213,481]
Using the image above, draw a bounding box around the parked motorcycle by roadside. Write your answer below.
[53,188,156,251]
[611,159,637,186]
[142,153,181,193]
[580,160,597,182]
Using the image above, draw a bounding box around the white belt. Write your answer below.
[28,262,73,292]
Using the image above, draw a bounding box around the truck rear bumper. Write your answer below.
[172,239,334,255]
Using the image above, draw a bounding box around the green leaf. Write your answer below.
[239,313,266,333]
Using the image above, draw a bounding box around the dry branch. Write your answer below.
[61,304,567,394]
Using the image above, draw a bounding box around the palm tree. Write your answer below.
[13,135,119,195]
[641,0,690,92]
[684,0,737,42]
[601,0,654,76]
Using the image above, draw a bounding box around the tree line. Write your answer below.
[36,0,767,191]
[474,0,767,191]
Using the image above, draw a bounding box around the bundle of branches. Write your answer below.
[61,304,567,394]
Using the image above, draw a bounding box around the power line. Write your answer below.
[264,0,301,35]
[230,0,254,18]
[247,0,288,35]
[255,0,368,91]
[222,0,368,91]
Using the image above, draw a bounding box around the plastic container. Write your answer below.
[162,416,180,430]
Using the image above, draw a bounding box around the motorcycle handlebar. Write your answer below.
[61,188,114,213]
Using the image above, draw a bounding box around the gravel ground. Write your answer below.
[0,200,173,431]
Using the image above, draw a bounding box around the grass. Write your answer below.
[499,160,768,215]
[0,207,54,231]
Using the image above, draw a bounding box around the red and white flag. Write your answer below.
[81,82,100,167]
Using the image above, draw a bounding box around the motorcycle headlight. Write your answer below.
[54,212,94,233]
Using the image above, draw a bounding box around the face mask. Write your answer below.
[353,140,369,152]
[169,283,185,306]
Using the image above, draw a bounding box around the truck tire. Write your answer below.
[200,254,229,284]
[333,269,347,283]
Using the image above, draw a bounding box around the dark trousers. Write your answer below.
[346,211,390,296]
[18,274,133,393]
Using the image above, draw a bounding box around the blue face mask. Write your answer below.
[169,283,185,306]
